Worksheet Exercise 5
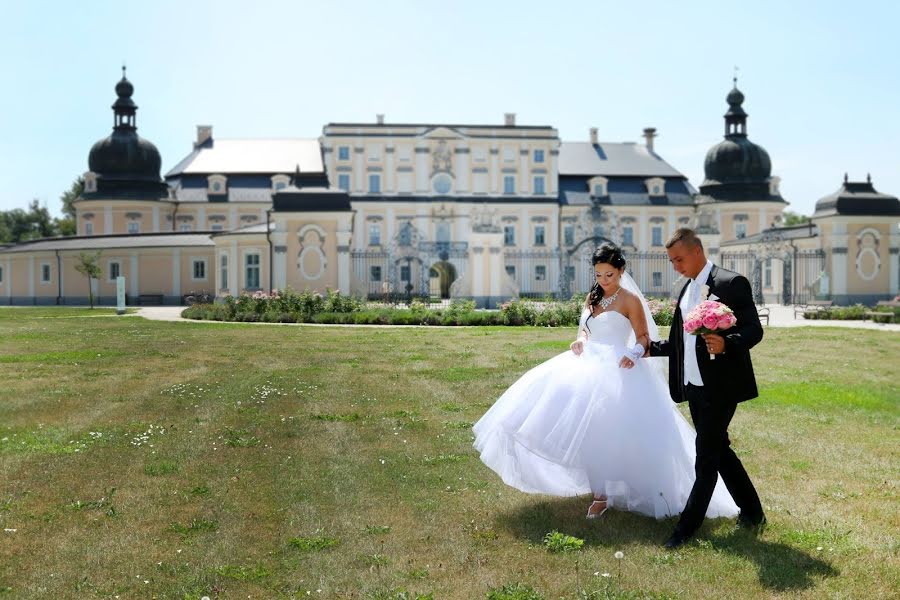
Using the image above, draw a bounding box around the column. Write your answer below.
[337,230,352,293]
[129,253,139,298]
[105,207,113,234]
[28,256,35,297]
[230,240,239,296]
[172,249,181,298]
[152,206,160,232]
[272,228,287,291]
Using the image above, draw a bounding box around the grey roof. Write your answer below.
[174,186,274,203]
[559,142,685,177]
[560,190,695,207]
[719,224,819,247]
[0,233,215,254]
[213,222,272,237]
[166,139,324,177]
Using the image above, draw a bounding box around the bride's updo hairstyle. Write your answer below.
[588,244,626,307]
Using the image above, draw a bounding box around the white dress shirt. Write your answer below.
[680,259,714,386]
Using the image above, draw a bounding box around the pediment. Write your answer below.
[421,127,468,140]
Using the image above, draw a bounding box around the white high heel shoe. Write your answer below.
[586,497,609,520]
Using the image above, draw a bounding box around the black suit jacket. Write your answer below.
[649,265,763,404]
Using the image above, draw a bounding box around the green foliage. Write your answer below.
[782,211,811,226]
[74,251,103,309]
[542,530,584,553]
[289,535,340,552]
[486,582,544,600]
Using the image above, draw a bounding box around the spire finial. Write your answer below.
[122,64,126,78]
[844,172,848,184]
[733,65,739,87]
[867,172,871,183]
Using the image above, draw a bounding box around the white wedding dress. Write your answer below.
[473,299,739,520]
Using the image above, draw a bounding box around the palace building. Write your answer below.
[1,72,897,307]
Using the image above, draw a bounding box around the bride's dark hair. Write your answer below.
[587,244,626,307]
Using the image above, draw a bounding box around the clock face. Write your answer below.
[432,173,452,195]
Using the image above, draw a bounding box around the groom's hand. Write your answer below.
[701,333,725,355]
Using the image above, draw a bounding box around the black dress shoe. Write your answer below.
[663,531,690,549]
[737,513,767,535]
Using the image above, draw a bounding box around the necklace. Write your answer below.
[599,287,620,310]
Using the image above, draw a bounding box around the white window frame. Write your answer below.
[652,272,663,287]
[338,173,351,192]
[369,173,381,194]
[40,263,51,284]
[503,225,516,247]
[535,265,547,281]
[207,174,227,194]
[338,146,350,161]
[588,176,609,197]
[563,224,575,246]
[192,258,208,282]
[764,258,772,288]
[651,226,663,247]
[622,226,634,246]
[219,252,228,290]
[211,224,224,232]
[369,223,382,246]
[533,149,545,163]
[84,221,94,235]
[271,174,290,191]
[370,265,383,282]
[180,223,192,232]
[533,175,545,195]
[736,222,747,239]
[127,221,140,234]
[503,175,516,195]
[534,225,546,246]
[244,251,261,290]
[645,177,666,197]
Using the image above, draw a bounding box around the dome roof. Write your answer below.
[82,69,168,200]
[699,82,783,203]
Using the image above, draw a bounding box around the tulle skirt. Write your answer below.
[473,341,739,519]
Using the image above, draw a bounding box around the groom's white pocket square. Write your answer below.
[709,294,720,301]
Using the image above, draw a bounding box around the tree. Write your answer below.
[57,177,83,237]
[74,251,102,309]
[782,211,810,226]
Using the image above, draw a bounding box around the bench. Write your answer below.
[757,307,770,326]
[137,294,164,306]
[794,300,833,319]
[863,300,900,323]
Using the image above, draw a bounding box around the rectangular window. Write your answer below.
[220,254,228,290]
[652,272,662,287]
[764,258,772,287]
[180,224,192,232]
[533,149,545,163]
[564,224,575,246]
[564,265,575,283]
[369,224,381,246]
[369,174,381,194]
[436,221,451,243]
[245,253,260,289]
[535,265,546,281]
[534,225,545,246]
[533,175,545,195]
[41,264,51,283]
[109,261,121,281]
[85,222,94,235]
[622,226,634,246]
[338,146,350,161]
[593,184,604,197]
[503,225,516,246]
[211,224,224,231]
[503,175,515,195]
[736,222,747,239]
[193,259,207,280]
[0,266,3,284]
[505,265,516,278]
[370,265,382,282]
[652,226,663,247]
[338,173,351,192]
[400,265,411,281]
[398,222,412,246]
[127,222,140,234]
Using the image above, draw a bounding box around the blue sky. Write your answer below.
[2,0,897,218]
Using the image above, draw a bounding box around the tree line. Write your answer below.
[0,178,81,244]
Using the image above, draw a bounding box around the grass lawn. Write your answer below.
[0,309,897,599]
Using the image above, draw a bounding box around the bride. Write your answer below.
[473,244,738,520]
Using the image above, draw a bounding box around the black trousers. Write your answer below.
[676,383,763,536]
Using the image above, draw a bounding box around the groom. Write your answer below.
[648,228,765,549]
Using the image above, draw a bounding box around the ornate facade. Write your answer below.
[1,74,897,307]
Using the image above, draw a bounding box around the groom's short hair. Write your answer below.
[665,228,704,250]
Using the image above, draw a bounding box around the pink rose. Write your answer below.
[702,313,720,329]
[716,316,732,330]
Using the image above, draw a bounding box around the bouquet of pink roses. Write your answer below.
[683,300,737,360]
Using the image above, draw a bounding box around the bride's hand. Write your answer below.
[570,339,585,356]
[619,356,635,369]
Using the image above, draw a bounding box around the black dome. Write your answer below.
[82,69,168,200]
[89,131,162,181]
[699,83,782,202]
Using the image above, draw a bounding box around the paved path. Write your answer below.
[133,304,900,332]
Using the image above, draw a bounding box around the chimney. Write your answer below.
[643,127,657,152]
[376,114,385,125]
[504,113,516,126]
[195,125,212,148]
[589,127,598,145]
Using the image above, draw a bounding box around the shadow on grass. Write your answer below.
[496,498,838,592]
[707,530,839,592]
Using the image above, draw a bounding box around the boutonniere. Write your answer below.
[700,284,710,300]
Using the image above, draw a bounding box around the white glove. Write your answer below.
[624,342,644,362]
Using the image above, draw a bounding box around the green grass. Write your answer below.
[0,308,897,598]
